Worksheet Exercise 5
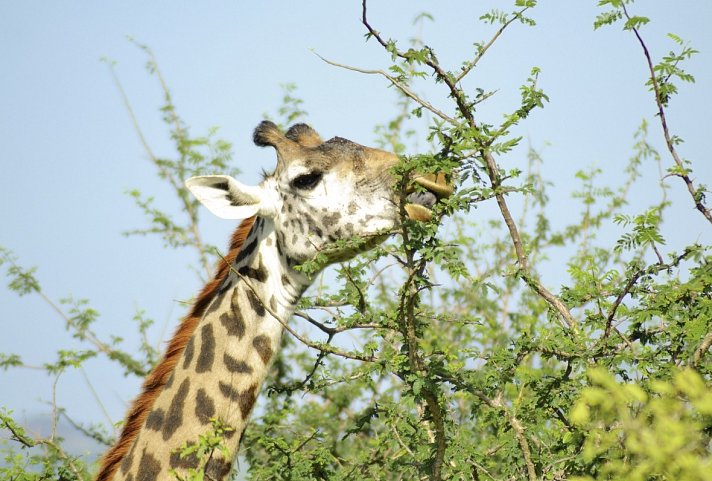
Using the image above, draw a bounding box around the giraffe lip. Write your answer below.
[411,174,454,198]
[404,173,453,221]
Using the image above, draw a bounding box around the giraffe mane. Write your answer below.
[95,216,257,481]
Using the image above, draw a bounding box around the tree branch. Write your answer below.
[621,5,712,224]
[314,53,456,125]
[361,0,578,334]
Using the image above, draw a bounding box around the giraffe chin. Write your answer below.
[319,233,390,264]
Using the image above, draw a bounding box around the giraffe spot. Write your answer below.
[224,353,253,374]
[239,384,258,418]
[120,439,138,474]
[218,381,239,401]
[162,378,190,441]
[169,449,199,470]
[144,408,165,431]
[224,424,238,439]
[183,336,195,369]
[238,259,268,283]
[218,382,259,418]
[269,296,277,312]
[205,292,226,316]
[252,335,273,364]
[136,449,161,481]
[276,240,284,257]
[165,371,175,389]
[303,212,318,231]
[196,324,216,373]
[235,238,257,265]
[205,458,233,479]
[281,274,291,287]
[195,388,216,425]
[325,211,342,224]
[220,311,246,338]
[220,289,246,338]
[246,289,266,317]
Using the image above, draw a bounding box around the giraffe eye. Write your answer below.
[291,171,323,190]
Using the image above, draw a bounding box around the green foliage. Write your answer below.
[1,408,91,481]
[571,368,712,481]
[2,2,711,481]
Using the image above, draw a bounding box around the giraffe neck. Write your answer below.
[113,217,308,481]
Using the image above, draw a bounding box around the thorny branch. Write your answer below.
[2,252,150,377]
[454,7,532,83]
[314,53,456,126]
[693,330,712,366]
[621,5,712,225]
[360,0,578,335]
[603,248,693,339]
[106,44,213,279]
[394,182,448,481]
[441,372,538,481]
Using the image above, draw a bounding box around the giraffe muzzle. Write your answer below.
[404,172,454,221]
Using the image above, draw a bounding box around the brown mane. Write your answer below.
[95,216,257,481]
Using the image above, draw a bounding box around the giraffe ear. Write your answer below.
[185,175,266,220]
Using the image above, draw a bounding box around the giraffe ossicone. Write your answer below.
[97,120,452,481]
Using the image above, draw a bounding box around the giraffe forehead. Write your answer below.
[273,136,397,176]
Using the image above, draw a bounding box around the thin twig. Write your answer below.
[604,249,692,338]
[106,51,212,278]
[692,331,712,366]
[314,53,456,125]
[621,5,712,224]
[454,7,532,84]
[293,311,385,335]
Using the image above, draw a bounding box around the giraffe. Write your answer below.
[96,120,452,481]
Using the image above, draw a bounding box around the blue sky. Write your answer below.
[1,0,710,457]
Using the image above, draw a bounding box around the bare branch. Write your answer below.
[314,52,456,125]
[692,330,712,366]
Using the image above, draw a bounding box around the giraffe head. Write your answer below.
[186,121,451,266]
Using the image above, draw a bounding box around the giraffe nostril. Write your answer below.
[406,191,437,210]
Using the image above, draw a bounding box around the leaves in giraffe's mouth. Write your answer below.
[404,173,453,221]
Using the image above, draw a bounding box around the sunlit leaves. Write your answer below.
[571,368,712,481]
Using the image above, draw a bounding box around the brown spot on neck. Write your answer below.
[95,216,257,481]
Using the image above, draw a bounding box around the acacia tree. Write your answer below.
[2,1,711,480]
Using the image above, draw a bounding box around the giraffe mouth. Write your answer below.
[404,173,453,221]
